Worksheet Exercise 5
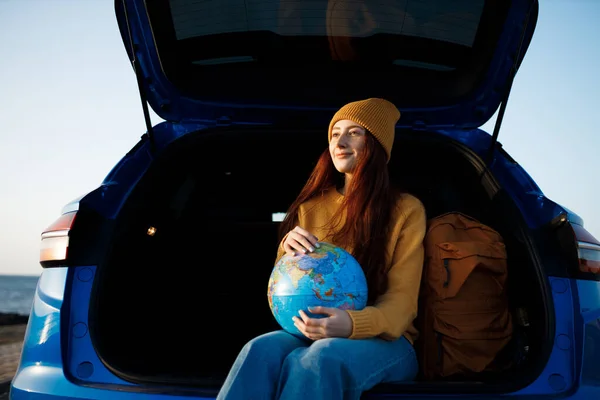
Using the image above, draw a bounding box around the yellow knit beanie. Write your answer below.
[328,98,401,162]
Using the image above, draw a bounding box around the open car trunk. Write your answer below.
[90,127,552,395]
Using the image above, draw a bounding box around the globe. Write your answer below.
[267,242,368,338]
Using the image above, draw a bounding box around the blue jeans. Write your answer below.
[217,330,418,400]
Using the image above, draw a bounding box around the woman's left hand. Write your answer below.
[293,306,353,340]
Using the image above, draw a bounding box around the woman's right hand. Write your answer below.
[283,226,320,256]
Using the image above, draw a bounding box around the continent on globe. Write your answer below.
[267,242,368,338]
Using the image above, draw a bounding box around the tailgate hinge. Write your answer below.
[486,2,535,165]
[121,0,156,155]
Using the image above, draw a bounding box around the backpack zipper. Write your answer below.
[436,332,444,372]
[443,259,451,287]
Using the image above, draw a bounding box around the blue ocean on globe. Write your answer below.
[267,242,368,338]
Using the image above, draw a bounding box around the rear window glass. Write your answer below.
[142,0,509,108]
[168,0,484,68]
[170,0,483,44]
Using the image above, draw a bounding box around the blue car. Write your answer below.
[11,0,600,398]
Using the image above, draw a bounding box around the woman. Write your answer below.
[217,98,427,400]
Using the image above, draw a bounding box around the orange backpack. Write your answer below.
[416,212,513,380]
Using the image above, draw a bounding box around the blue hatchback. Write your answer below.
[10,0,600,399]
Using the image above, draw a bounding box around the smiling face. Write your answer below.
[329,119,367,175]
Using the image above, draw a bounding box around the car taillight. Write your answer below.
[571,224,600,275]
[40,211,77,267]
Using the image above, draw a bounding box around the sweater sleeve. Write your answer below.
[275,231,291,263]
[275,210,300,263]
[346,196,427,341]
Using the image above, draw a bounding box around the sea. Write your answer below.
[0,275,40,316]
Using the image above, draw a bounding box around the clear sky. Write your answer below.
[0,1,598,276]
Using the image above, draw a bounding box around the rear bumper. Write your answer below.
[10,370,600,400]
[10,366,213,400]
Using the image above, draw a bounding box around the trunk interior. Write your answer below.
[89,127,552,394]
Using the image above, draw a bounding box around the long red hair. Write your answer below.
[278,132,399,304]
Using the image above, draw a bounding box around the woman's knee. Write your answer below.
[284,338,350,373]
[242,330,306,362]
[306,338,347,360]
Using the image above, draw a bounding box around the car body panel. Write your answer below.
[114,0,538,130]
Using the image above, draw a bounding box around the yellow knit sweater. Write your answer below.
[276,188,427,343]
